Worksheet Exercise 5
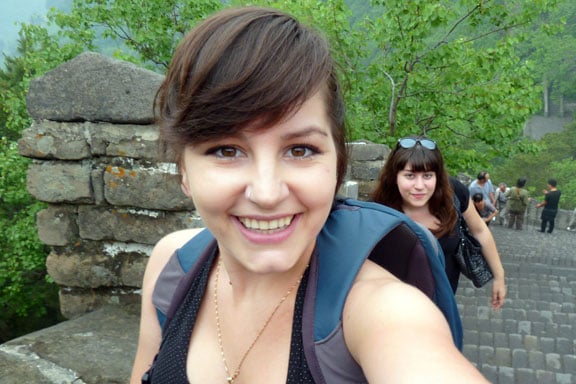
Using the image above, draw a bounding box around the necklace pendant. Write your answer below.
[227,377,233,384]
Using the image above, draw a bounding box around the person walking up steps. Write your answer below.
[506,178,529,230]
[494,182,508,226]
[536,179,562,234]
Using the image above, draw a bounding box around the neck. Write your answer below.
[217,256,310,302]
[402,204,429,216]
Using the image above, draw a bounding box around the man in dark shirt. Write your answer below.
[536,179,562,233]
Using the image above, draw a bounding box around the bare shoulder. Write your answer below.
[344,259,433,317]
[145,228,205,280]
[153,228,205,255]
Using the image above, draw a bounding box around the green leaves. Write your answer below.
[5,0,558,175]
[0,139,50,325]
[51,0,223,70]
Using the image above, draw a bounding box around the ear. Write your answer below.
[180,164,192,198]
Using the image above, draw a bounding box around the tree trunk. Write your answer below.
[543,77,549,117]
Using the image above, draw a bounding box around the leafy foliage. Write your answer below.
[0,139,62,341]
[38,0,558,173]
[352,0,553,172]
[0,23,83,340]
[50,0,223,70]
[518,1,576,103]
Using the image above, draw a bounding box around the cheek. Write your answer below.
[184,167,239,212]
[299,165,337,195]
[396,177,410,193]
[293,164,337,216]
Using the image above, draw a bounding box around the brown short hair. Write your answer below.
[155,6,348,190]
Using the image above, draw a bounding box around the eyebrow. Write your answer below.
[281,126,330,141]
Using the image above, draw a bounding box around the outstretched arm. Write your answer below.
[344,262,488,383]
[463,200,506,309]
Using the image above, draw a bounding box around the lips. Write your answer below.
[238,216,294,232]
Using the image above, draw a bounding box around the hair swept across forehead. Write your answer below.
[155,6,347,189]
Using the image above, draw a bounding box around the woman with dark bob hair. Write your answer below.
[131,8,488,384]
[372,136,506,305]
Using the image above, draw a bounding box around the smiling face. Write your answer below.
[180,92,337,273]
[396,165,437,210]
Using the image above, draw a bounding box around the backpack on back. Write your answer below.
[154,198,462,382]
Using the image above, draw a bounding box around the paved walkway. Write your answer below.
[456,223,576,384]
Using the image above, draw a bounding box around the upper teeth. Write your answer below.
[240,216,293,231]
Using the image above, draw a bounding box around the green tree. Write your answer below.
[40,0,558,173]
[518,0,576,116]
[353,0,557,172]
[50,0,223,70]
[0,24,83,340]
[0,139,62,341]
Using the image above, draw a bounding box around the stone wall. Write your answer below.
[18,52,389,319]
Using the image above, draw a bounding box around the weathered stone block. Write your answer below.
[357,180,378,200]
[347,140,390,161]
[27,52,163,124]
[36,206,79,246]
[77,205,199,244]
[91,168,106,205]
[47,250,121,288]
[58,287,141,319]
[103,163,193,211]
[46,242,152,290]
[89,123,159,159]
[350,159,384,181]
[18,121,91,160]
[0,305,139,384]
[27,161,93,203]
[101,242,153,287]
[337,180,358,199]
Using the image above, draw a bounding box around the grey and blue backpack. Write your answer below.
[146,198,462,383]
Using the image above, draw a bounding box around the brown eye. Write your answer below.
[287,145,318,158]
[219,147,238,157]
[290,147,307,157]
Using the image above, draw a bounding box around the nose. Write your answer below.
[414,175,425,189]
[245,161,289,208]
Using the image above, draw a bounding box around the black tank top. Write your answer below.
[145,252,314,383]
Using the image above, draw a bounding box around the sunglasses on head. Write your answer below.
[397,137,437,150]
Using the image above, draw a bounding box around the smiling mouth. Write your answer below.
[238,216,294,232]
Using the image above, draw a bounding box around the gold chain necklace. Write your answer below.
[213,257,306,384]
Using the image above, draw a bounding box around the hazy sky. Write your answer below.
[0,0,50,68]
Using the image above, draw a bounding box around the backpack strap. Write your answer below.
[312,199,461,345]
[302,198,462,383]
[155,229,216,332]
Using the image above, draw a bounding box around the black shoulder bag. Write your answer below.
[454,197,494,288]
